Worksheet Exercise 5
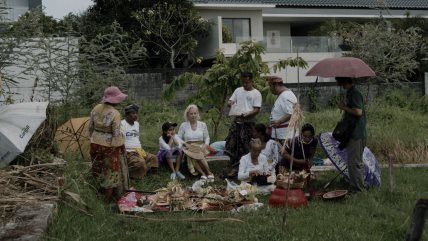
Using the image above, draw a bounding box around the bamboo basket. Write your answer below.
[276,178,306,189]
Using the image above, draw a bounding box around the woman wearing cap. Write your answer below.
[157,122,185,180]
[121,104,159,179]
[89,86,127,203]
[178,104,214,181]
[237,138,270,182]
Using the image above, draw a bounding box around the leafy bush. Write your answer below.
[379,90,428,113]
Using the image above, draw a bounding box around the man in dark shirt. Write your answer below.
[336,77,367,192]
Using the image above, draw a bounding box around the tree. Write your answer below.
[78,21,147,106]
[338,21,423,83]
[162,41,307,138]
[133,1,210,68]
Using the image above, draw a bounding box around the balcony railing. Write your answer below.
[224,36,341,53]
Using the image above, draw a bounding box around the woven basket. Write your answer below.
[276,179,305,189]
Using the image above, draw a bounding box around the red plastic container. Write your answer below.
[268,187,308,208]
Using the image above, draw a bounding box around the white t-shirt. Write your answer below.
[238,153,269,181]
[121,120,142,151]
[270,90,297,139]
[177,121,210,145]
[229,87,262,117]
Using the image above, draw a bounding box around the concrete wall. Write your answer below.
[127,68,206,104]
[290,81,425,112]
[0,37,79,104]
[125,68,424,112]
[263,52,341,84]
[263,22,291,52]
[3,0,29,22]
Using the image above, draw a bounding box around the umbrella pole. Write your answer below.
[281,128,297,231]
[323,166,348,190]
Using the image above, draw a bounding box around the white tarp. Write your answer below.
[0,102,48,167]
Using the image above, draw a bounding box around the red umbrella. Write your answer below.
[306,57,375,78]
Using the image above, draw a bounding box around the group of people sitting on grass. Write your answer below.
[89,84,318,203]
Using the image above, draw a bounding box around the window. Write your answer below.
[222,18,251,43]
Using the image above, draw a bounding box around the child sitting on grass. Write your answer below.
[238,138,270,183]
[157,122,185,180]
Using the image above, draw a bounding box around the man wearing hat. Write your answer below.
[267,76,297,144]
[121,104,159,179]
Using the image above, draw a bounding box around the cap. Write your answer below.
[162,122,177,132]
[125,104,139,114]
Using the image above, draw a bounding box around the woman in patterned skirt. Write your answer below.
[89,86,127,203]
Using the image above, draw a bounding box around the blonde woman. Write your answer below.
[178,104,214,181]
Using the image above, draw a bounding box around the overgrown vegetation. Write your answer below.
[313,15,428,83]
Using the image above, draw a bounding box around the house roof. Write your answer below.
[192,0,428,9]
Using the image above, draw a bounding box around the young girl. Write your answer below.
[157,122,185,180]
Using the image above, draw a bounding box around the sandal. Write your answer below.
[207,174,214,182]
[200,175,208,180]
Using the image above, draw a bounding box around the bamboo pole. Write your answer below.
[281,128,297,230]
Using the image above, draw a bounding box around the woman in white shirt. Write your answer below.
[238,138,270,182]
[178,104,214,181]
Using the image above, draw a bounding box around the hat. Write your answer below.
[265,76,283,84]
[162,122,177,132]
[125,104,139,114]
[102,86,127,104]
[183,144,206,160]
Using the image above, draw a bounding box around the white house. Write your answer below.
[192,0,428,83]
[1,0,42,22]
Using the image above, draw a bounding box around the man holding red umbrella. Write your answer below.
[306,57,378,191]
[336,77,367,193]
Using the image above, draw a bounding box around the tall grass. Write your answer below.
[51,90,427,163]
[303,91,428,163]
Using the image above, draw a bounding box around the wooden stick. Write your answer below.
[282,128,297,230]
[119,214,245,223]
[388,154,395,193]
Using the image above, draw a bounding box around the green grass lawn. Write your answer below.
[44,158,428,241]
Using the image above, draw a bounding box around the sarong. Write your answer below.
[90,143,122,188]
[225,121,255,167]
[185,141,210,176]
[126,151,159,179]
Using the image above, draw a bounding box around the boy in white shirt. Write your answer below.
[225,72,262,177]
[121,104,159,179]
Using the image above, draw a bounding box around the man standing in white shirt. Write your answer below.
[225,72,262,177]
[121,104,159,179]
[267,76,297,145]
